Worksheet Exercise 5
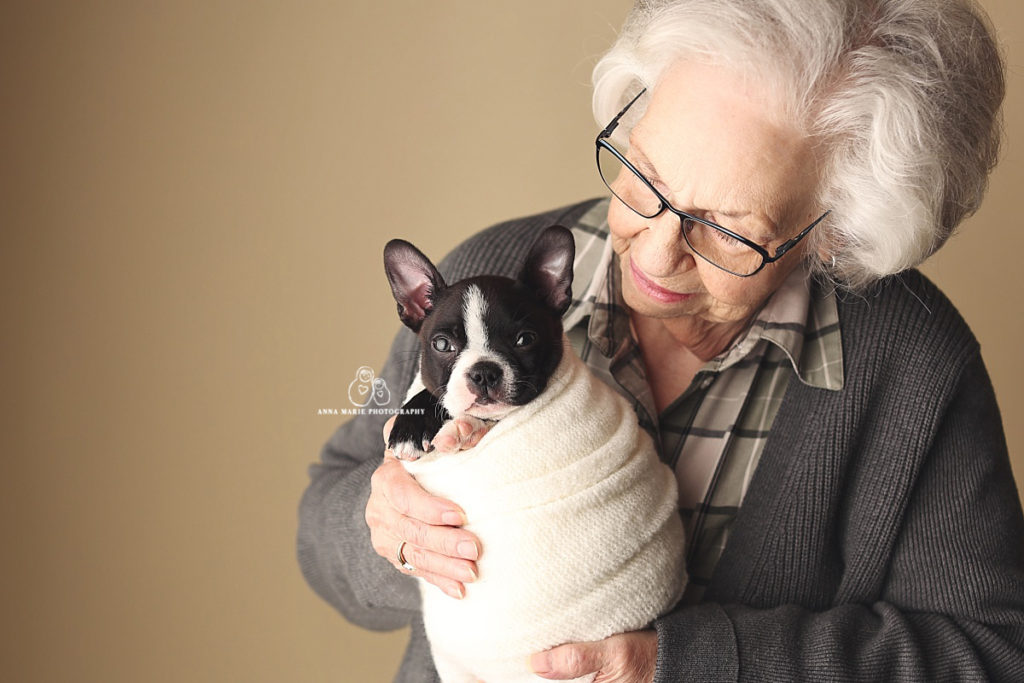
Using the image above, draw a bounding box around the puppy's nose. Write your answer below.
[466,361,503,395]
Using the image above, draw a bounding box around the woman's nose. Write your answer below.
[642,211,697,272]
[648,208,682,240]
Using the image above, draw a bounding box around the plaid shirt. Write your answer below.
[562,199,845,604]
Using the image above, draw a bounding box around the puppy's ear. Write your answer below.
[518,225,575,315]
[384,239,447,332]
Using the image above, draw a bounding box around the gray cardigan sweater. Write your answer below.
[298,200,1024,682]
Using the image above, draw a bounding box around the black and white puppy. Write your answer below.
[383,225,574,460]
[381,226,686,683]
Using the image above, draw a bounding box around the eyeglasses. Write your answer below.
[596,89,831,277]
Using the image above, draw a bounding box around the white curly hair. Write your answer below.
[593,0,1004,288]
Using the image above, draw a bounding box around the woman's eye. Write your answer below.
[712,228,742,246]
[514,331,537,348]
[432,337,452,352]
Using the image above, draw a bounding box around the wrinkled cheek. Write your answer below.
[702,277,772,321]
[610,234,632,262]
[607,200,642,243]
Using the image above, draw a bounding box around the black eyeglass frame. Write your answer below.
[596,88,831,277]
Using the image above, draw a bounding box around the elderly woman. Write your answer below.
[298,0,1024,680]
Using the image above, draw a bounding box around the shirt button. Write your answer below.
[700,376,714,389]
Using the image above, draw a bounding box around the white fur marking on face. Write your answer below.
[462,285,490,356]
[442,285,517,419]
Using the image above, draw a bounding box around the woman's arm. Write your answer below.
[296,326,424,629]
[296,200,596,628]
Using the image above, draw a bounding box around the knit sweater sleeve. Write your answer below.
[653,349,1024,682]
[296,323,423,629]
[295,200,603,631]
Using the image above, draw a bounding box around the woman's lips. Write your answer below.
[629,258,693,303]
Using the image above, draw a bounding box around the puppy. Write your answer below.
[383,226,686,683]
[384,226,573,459]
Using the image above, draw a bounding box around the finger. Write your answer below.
[374,532,469,600]
[399,540,478,586]
[533,633,658,682]
[366,451,483,589]
[531,642,605,680]
[367,514,480,592]
[372,458,468,528]
[367,460,481,561]
[416,568,467,600]
[382,415,397,445]
[388,503,480,561]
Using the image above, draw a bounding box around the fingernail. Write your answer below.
[458,420,473,438]
[529,653,551,676]
[461,563,479,582]
[442,511,465,526]
[445,583,465,600]
[457,540,479,560]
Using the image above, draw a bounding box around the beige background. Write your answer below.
[1,2,1020,681]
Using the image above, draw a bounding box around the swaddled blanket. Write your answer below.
[403,339,687,683]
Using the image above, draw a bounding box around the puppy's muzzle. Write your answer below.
[466,360,504,403]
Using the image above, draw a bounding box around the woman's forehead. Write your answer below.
[631,61,818,225]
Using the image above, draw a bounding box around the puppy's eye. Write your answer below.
[514,331,537,348]
[432,336,453,353]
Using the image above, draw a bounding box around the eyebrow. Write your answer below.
[627,141,664,186]
[629,140,752,222]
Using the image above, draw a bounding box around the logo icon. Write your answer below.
[348,366,391,407]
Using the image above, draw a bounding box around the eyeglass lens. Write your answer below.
[597,144,765,276]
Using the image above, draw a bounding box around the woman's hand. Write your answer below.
[530,631,658,682]
[365,417,481,599]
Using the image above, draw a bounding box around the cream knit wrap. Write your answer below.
[403,341,687,683]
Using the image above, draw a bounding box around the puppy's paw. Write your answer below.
[389,439,430,462]
[387,414,437,461]
[432,416,493,453]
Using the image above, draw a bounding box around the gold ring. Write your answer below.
[396,540,415,572]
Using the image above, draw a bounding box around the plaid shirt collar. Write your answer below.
[563,200,844,392]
